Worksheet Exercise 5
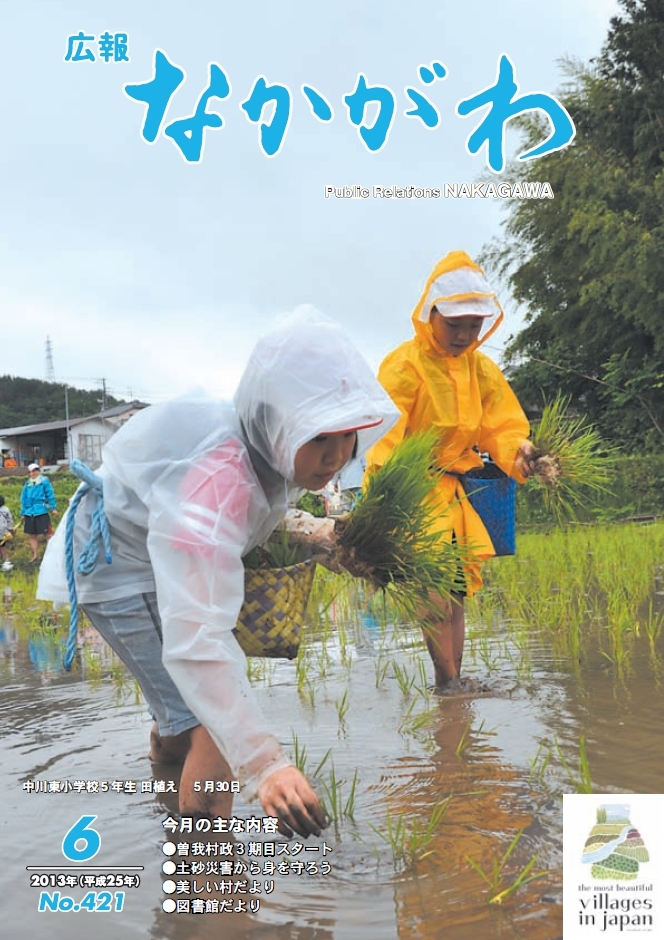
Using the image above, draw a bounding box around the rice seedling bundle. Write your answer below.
[282,431,470,613]
[529,394,614,520]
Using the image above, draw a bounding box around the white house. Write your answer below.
[0,401,148,469]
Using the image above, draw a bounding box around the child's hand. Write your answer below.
[280,510,348,572]
[282,510,337,550]
[258,765,327,839]
[514,440,537,479]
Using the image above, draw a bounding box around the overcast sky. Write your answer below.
[0,0,620,407]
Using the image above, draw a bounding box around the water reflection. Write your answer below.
[2,580,663,940]
[381,693,560,940]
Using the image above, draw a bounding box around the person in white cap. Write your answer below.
[38,308,398,836]
[366,251,536,689]
[20,463,58,561]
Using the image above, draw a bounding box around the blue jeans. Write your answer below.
[81,592,199,738]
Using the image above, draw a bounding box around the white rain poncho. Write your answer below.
[38,308,398,796]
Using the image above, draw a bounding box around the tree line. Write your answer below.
[482,0,664,453]
[0,375,125,429]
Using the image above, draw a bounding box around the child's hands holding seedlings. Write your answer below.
[280,510,347,573]
[281,510,337,550]
[514,440,537,479]
[258,765,328,839]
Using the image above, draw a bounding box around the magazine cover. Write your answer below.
[2,2,662,939]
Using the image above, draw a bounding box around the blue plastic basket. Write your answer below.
[461,462,516,556]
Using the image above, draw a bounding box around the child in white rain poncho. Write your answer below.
[38,309,398,837]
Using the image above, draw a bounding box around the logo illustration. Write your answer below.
[582,803,649,881]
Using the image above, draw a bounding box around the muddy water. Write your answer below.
[2,583,663,940]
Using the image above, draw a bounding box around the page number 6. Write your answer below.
[62,815,101,861]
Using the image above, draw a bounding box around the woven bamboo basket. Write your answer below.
[234,560,317,659]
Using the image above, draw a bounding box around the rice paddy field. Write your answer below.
[2,519,663,940]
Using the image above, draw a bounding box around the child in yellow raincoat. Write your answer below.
[367,250,535,688]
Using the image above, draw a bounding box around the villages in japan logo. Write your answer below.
[578,803,653,934]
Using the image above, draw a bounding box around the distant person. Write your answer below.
[334,455,366,506]
[21,464,58,562]
[324,457,366,515]
[0,495,15,571]
[366,250,536,689]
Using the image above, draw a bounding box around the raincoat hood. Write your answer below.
[233,307,400,482]
[412,251,504,356]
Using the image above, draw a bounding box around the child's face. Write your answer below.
[293,432,357,490]
[431,310,484,356]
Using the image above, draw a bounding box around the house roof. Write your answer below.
[0,416,91,436]
[98,400,149,419]
[0,401,149,437]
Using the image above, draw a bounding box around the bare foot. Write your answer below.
[433,665,460,688]
[434,675,493,697]
[434,674,462,693]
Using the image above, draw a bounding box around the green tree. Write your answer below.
[0,376,126,429]
[483,0,664,451]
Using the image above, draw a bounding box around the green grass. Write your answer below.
[317,762,359,829]
[369,797,454,869]
[555,735,593,794]
[478,520,664,676]
[466,829,551,905]
[334,688,350,728]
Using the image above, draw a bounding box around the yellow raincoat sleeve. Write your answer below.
[365,347,420,471]
[476,354,530,482]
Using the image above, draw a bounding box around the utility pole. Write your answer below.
[64,385,73,463]
[97,377,108,413]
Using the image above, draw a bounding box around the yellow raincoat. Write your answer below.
[367,251,530,595]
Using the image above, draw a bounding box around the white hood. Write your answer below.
[234,306,399,481]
